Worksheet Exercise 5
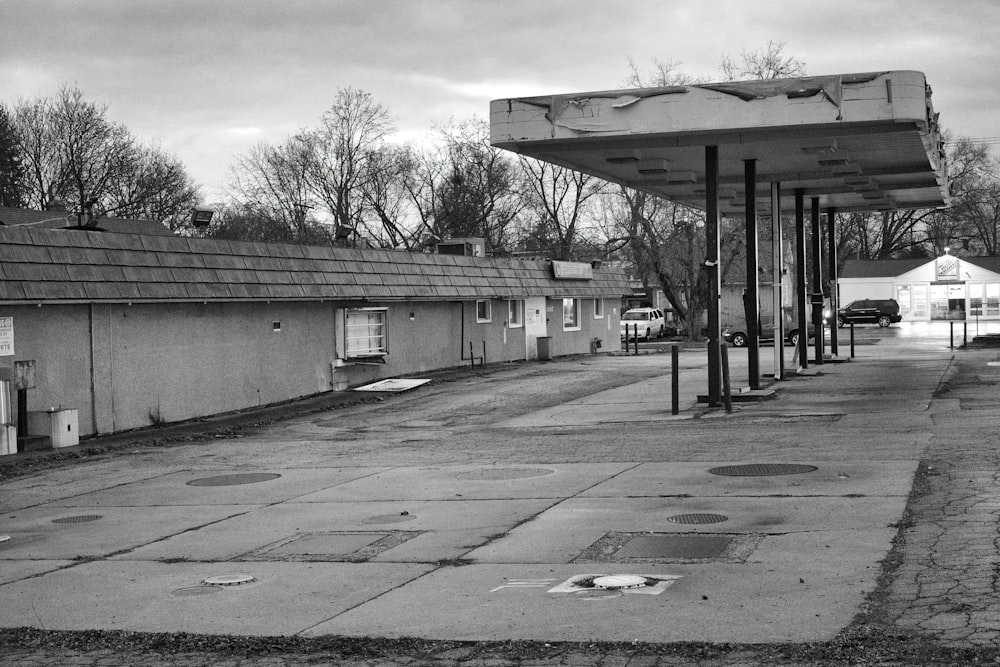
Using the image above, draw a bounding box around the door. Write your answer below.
[524,296,547,360]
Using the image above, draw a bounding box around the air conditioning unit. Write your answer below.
[436,237,485,257]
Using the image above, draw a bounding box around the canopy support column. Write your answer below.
[744,159,760,390]
[795,189,808,370]
[771,182,784,380]
[811,197,824,365]
[706,146,722,406]
[827,207,839,356]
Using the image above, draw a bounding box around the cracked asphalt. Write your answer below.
[3,323,1000,665]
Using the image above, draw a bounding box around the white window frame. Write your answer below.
[476,299,492,323]
[562,297,581,331]
[508,299,523,328]
[344,307,388,358]
[593,298,604,319]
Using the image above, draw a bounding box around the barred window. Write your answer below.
[345,308,388,357]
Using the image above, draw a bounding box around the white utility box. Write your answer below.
[28,408,79,448]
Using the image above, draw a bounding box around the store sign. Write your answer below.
[0,318,12,356]
[551,261,594,280]
[936,256,959,281]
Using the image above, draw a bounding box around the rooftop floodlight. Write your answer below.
[191,208,215,227]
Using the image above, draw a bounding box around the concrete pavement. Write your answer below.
[2,322,1000,665]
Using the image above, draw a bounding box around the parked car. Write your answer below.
[837,299,902,327]
[620,307,666,340]
[724,315,815,348]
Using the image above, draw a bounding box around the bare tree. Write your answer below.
[227,133,316,240]
[720,40,806,81]
[0,104,24,207]
[107,145,200,231]
[310,87,394,239]
[518,156,606,260]
[11,84,200,227]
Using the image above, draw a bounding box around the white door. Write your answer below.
[524,296,547,360]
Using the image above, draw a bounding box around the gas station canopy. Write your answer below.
[490,70,949,216]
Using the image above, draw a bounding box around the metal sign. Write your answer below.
[551,261,594,280]
[0,318,12,356]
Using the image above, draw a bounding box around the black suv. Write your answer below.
[837,299,902,328]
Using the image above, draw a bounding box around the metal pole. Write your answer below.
[795,189,808,370]
[16,387,27,452]
[671,344,679,415]
[705,146,722,406]
[950,322,954,349]
[827,207,839,356]
[810,197,824,365]
[744,159,760,390]
[850,323,855,358]
[771,182,784,380]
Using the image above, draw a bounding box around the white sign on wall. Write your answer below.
[0,318,12,356]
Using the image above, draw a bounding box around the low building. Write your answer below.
[839,252,1000,322]
[0,226,629,439]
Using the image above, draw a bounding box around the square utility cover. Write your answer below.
[575,532,762,564]
[267,533,388,555]
[617,535,732,560]
[241,531,421,562]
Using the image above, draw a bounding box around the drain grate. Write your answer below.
[666,513,729,525]
[456,467,554,481]
[187,472,282,487]
[708,463,817,477]
[52,515,103,524]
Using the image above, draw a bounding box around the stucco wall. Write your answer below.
[6,302,337,436]
[3,296,622,439]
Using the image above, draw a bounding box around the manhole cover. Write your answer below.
[52,515,103,524]
[362,513,416,524]
[203,573,256,586]
[617,535,732,559]
[592,574,647,589]
[187,473,282,486]
[666,513,729,525]
[456,468,554,481]
[708,463,817,476]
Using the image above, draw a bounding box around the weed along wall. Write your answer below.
[0,225,631,440]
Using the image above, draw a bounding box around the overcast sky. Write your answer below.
[2,0,997,201]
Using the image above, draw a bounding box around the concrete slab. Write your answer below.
[0,504,258,560]
[578,461,918,498]
[303,560,873,643]
[292,463,637,502]
[0,560,431,635]
[464,495,908,565]
[46,466,390,507]
[114,499,556,563]
[0,559,74,585]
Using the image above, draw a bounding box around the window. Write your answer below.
[594,299,604,318]
[345,308,388,358]
[476,299,492,323]
[563,298,580,330]
[508,299,523,328]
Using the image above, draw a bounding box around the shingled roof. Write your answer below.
[0,226,630,304]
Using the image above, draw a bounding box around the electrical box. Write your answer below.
[28,408,78,448]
